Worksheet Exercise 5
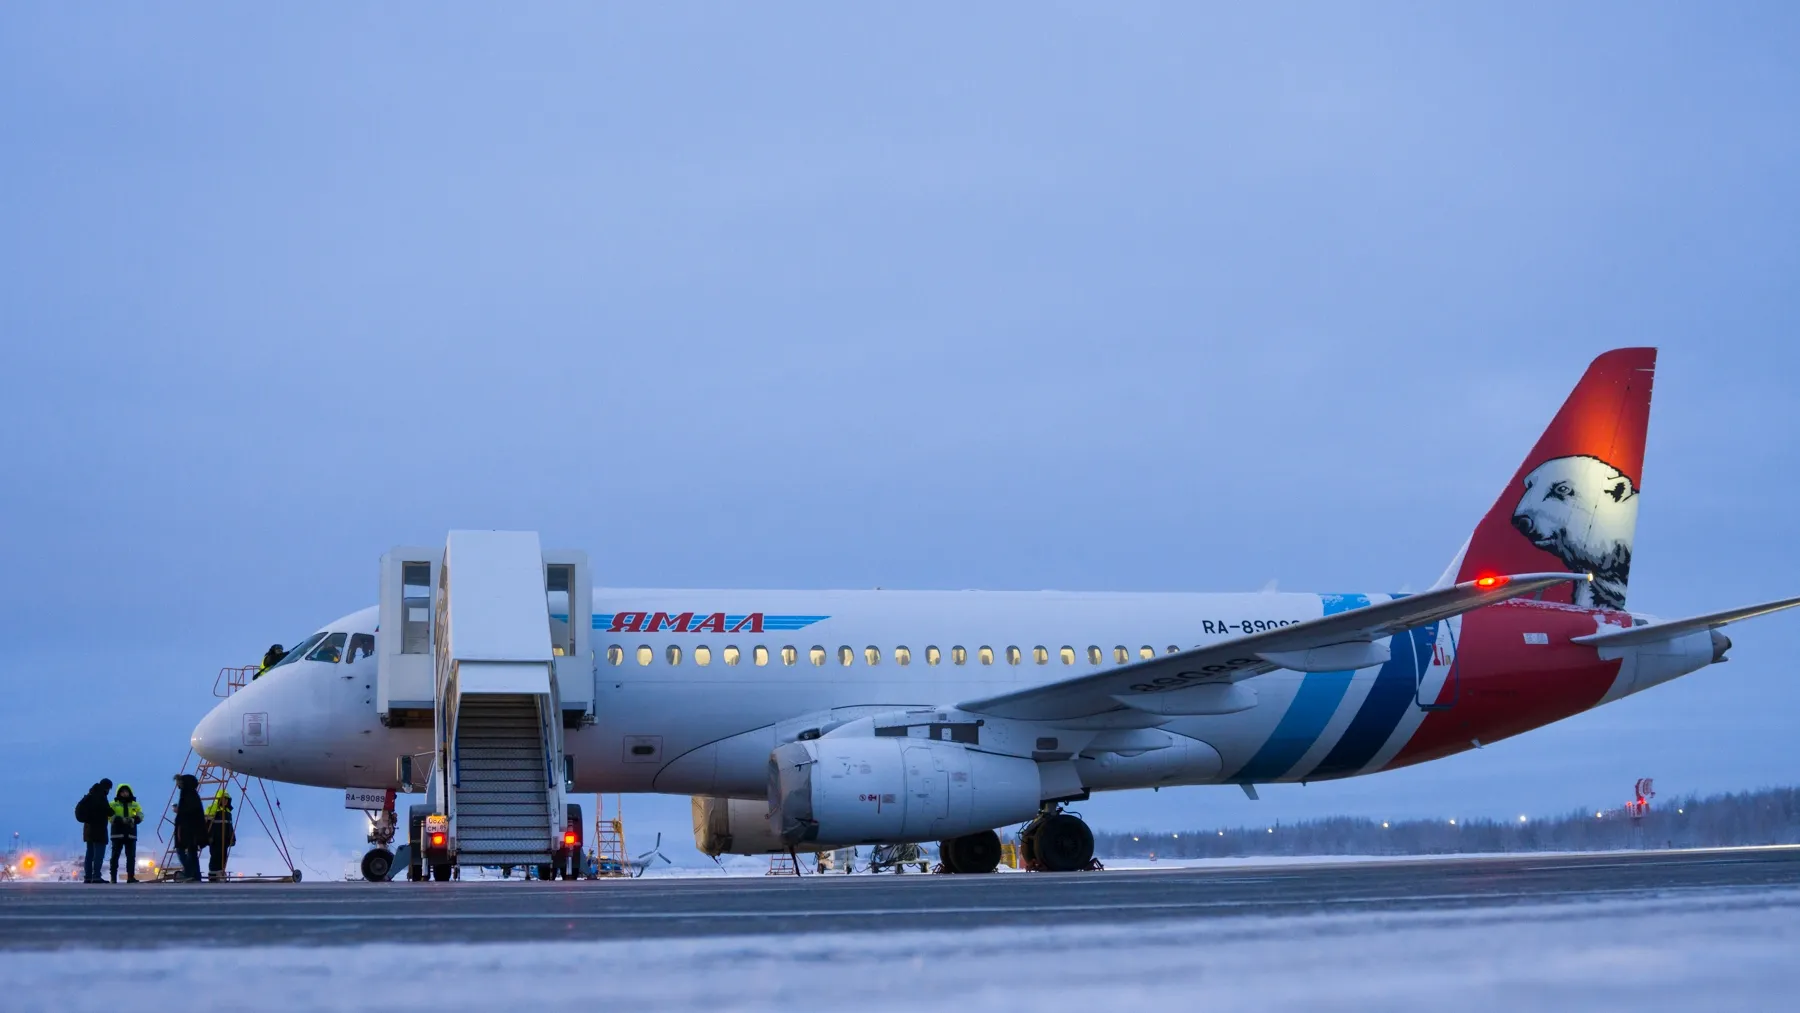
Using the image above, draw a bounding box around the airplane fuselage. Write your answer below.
[193,587,1715,800]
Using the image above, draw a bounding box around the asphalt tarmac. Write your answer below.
[3,846,1797,950]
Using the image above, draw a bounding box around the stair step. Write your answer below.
[460,757,543,771]
[457,747,543,760]
[459,803,550,818]
[459,813,551,829]
[458,792,549,805]
[457,852,553,866]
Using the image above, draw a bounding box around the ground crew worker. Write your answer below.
[172,774,205,882]
[108,784,144,883]
[76,779,114,884]
[256,644,285,679]
[205,788,235,882]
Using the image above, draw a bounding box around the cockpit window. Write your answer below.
[271,632,327,670]
[346,633,375,665]
[307,632,347,664]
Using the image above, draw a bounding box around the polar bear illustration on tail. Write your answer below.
[1510,454,1637,610]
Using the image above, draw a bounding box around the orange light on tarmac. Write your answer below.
[20,854,37,873]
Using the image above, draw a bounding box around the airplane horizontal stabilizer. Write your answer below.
[958,572,1587,721]
[1571,594,1800,648]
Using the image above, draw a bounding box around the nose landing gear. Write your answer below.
[1020,807,1095,872]
[359,792,399,883]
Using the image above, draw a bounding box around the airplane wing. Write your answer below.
[1570,594,1800,648]
[957,572,1587,722]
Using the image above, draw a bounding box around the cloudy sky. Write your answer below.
[3,4,1797,871]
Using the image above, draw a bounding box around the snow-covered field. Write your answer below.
[4,888,1796,1012]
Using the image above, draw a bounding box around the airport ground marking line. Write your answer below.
[6,885,1796,926]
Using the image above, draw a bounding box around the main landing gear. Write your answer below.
[1020,807,1095,872]
[938,829,1003,874]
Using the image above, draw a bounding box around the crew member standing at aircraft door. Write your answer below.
[108,784,143,883]
[76,779,113,883]
[205,789,235,882]
[255,644,284,679]
[171,774,205,882]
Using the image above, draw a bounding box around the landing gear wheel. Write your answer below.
[360,848,394,883]
[936,841,960,874]
[943,830,1002,874]
[430,863,452,882]
[1034,814,1094,872]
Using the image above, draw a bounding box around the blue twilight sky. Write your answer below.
[3,4,1799,872]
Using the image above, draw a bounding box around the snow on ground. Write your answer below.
[4,888,1798,1012]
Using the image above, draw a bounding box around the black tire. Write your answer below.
[430,863,452,882]
[936,841,961,874]
[1034,814,1094,872]
[291,869,303,883]
[946,830,1002,874]
[538,863,558,881]
[360,849,394,883]
[1020,823,1040,869]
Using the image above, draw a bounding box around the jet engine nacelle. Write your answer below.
[767,737,1042,848]
[690,795,795,857]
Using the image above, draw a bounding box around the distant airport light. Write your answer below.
[1595,812,1604,818]
[1217,831,1224,837]
[1678,809,1685,814]
[1449,819,1457,826]
[20,854,36,873]
[1172,833,1179,839]
[1519,815,1528,823]
[1382,822,1389,828]
[1267,828,1273,834]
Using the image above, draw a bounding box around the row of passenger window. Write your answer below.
[603,643,1185,668]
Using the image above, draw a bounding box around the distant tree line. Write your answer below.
[1093,786,1800,858]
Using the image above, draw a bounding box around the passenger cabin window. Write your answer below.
[1167,645,1179,655]
[952,646,967,665]
[1113,646,1129,664]
[926,646,941,666]
[978,646,994,665]
[308,632,347,664]
[636,646,653,666]
[724,646,741,666]
[666,645,682,666]
[347,633,375,664]
[1033,646,1049,665]
[694,646,712,666]
[272,632,327,670]
[810,646,826,666]
[1005,646,1021,665]
[606,645,623,666]
[865,646,880,666]
[1059,646,1075,665]
[754,646,769,667]
[895,646,911,666]
[838,646,853,667]
[1140,646,1154,660]
[1087,646,1102,665]
[782,646,798,666]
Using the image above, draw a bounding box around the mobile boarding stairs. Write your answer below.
[373,531,592,882]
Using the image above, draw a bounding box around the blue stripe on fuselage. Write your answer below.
[1230,594,1370,783]
[1305,621,1437,779]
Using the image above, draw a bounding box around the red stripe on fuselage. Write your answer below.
[1388,600,1626,769]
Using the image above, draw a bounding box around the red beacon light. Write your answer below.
[1474,575,1508,589]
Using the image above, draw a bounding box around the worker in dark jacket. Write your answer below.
[172,774,206,882]
[256,644,285,679]
[205,788,236,882]
[108,784,144,883]
[77,779,113,883]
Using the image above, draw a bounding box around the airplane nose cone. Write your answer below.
[191,701,234,764]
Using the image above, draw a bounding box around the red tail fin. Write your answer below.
[1452,348,1656,610]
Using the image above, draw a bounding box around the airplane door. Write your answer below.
[1413,620,1459,712]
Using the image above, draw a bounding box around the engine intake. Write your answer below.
[690,795,793,857]
[768,737,1042,848]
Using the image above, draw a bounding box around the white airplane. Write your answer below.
[192,348,1800,880]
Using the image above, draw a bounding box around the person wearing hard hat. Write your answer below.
[108,784,144,883]
[204,788,236,882]
[255,644,285,679]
